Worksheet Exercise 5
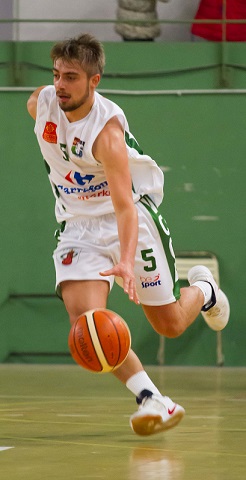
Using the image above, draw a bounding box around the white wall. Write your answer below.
[11,0,200,42]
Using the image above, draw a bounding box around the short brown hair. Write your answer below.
[50,33,105,77]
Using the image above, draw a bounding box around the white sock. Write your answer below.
[192,280,213,306]
[126,371,161,397]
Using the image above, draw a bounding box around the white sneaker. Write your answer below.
[188,265,230,331]
[130,394,185,436]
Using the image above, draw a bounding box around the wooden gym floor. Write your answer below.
[0,364,245,480]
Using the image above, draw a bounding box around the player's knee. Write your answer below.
[144,305,186,338]
[65,305,83,325]
[149,309,184,338]
[154,320,184,338]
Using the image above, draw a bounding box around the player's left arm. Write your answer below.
[93,116,139,305]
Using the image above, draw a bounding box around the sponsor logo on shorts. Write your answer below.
[60,249,80,265]
[140,273,161,289]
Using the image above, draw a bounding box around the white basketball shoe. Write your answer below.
[188,265,230,331]
[130,394,185,436]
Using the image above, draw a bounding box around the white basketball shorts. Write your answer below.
[53,195,180,306]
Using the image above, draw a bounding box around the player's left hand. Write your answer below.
[100,263,140,305]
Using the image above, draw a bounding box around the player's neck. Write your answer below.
[65,97,94,123]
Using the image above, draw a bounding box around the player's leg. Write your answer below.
[136,197,229,336]
[59,277,166,392]
[112,347,185,436]
[61,279,180,431]
[61,278,162,394]
[60,279,109,324]
[129,198,229,435]
[142,285,204,337]
[142,269,229,336]
[53,219,173,436]
[130,272,229,435]
[60,277,162,399]
[61,277,181,436]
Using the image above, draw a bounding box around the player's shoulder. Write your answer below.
[39,85,56,101]
[95,91,124,116]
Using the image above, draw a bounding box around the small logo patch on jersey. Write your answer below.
[42,122,57,143]
[71,137,85,157]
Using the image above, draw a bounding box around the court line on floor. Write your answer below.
[0,395,133,400]
[0,395,232,405]
[1,434,245,458]
[0,398,133,408]
[0,416,129,429]
[1,416,245,435]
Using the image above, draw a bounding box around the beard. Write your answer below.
[57,85,90,112]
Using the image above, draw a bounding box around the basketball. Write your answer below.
[68,309,131,373]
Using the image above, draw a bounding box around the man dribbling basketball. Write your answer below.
[27,33,230,436]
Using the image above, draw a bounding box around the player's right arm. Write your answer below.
[27,86,46,120]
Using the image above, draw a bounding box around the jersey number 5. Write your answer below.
[60,143,69,161]
[141,249,157,272]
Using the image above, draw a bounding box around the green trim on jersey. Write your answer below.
[139,195,180,301]
[125,131,143,155]
[44,159,50,174]
[54,185,60,198]
[125,132,143,195]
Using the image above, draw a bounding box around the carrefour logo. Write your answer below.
[58,180,108,195]
[140,274,162,289]
[65,170,95,185]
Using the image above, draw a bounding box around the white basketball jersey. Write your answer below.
[35,86,164,222]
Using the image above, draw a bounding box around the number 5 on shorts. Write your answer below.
[141,248,157,272]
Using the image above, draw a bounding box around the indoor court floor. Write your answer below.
[0,364,245,480]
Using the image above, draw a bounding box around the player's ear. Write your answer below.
[90,74,100,88]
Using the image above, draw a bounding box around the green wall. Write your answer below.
[1,41,245,366]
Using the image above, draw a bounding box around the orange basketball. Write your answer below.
[68,309,131,373]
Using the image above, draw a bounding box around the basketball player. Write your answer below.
[27,33,230,436]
